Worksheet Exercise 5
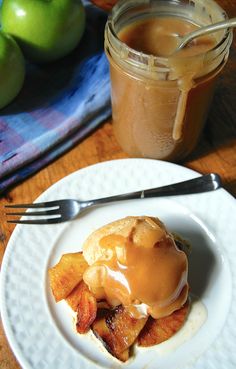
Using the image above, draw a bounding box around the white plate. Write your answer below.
[1,158,236,369]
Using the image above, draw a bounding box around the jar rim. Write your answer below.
[106,0,232,71]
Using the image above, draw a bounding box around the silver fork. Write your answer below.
[5,173,221,225]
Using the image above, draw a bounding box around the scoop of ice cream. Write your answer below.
[83,216,188,319]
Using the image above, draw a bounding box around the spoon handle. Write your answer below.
[177,17,236,51]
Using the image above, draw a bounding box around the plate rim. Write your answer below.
[1,158,236,369]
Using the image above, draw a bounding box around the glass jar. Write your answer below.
[105,0,233,161]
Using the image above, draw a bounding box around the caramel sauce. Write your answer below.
[108,17,220,160]
[118,17,216,58]
[83,217,188,319]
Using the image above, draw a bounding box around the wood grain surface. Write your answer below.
[0,1,236,368]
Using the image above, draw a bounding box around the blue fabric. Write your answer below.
[0,1,111,195]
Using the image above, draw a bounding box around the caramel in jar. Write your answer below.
[105,0,233,161]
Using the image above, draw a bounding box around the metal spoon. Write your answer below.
[176,17,236,52]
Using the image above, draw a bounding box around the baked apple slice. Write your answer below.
[138,301,190,346]
[92,305,148,361]
[66,281,97,333]
[48,252,88,302]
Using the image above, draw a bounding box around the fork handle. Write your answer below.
[82,173,221,208]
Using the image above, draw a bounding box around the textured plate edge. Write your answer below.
[0,158,235,369]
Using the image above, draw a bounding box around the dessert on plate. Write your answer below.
[49,216,190,361]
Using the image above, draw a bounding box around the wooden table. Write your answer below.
[0,1,236,368]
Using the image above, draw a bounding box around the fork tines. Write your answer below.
[5,201,59,209]
[5,202,61,225]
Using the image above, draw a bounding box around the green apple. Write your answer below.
[0,30,25,109]
[1,0,86,63]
